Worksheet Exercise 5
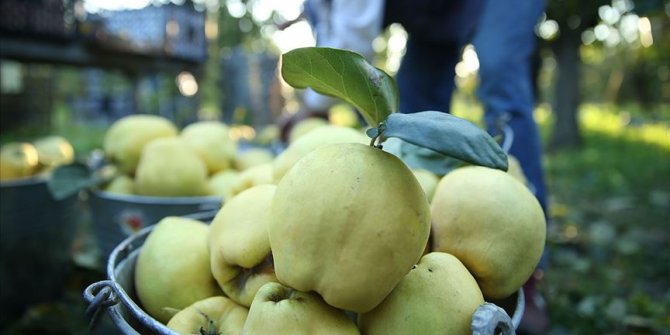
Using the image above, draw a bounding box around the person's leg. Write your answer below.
[473,0,548,214]
[473,1,549,333]
[395,37,463,115]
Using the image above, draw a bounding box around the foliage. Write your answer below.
[280,47,508,172]
[542,0,670,107]
[540,0,669,149]
[546,0,609,34]
[217,0,275,53]
[0,103,106,157]
[281,47,398,126]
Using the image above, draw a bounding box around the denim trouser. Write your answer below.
[396,0,549,270]
[474,0,548,217]
[396,0,548,210]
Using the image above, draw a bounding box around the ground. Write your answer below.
[0,103,668,334]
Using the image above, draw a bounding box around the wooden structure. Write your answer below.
[0,0,207,130]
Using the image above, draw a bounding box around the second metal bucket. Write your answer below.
[0,177,80,325]
[88,190,221,262]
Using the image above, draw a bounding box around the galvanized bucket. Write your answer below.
[84,213,525,335]
[88,190,222,261]
[0,177,79,324]
[84,211,217,334]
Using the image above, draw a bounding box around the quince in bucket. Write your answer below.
[431,165,546,300]
[269,142,430,313]
[134,138,209,197]
[103,114,178,175]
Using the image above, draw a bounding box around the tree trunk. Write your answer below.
[549,31,583,150]
[604,66,624,104]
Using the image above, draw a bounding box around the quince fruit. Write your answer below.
[269,143,430,313]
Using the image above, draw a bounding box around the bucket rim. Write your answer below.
[107,225,153,281]
[0,176,47,188]
[91,189,222,205]
[105,225,180,334]
[105,209,218,278]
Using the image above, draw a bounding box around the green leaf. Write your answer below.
[382,111,509,171]
[281,47,399,126]
[47,162,109,200]
[383,138,464,176]
[366,127,380,139]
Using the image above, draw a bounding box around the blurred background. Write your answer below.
[0,0,668,334]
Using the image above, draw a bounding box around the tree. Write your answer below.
[544,0,668,150]
[544,0,608,150]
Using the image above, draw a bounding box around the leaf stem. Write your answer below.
[366,122,386,148]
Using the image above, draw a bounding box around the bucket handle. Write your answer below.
[471,288,524,335]
[84,280,149,334]
[471,303,515,335]
[84,280,119,330]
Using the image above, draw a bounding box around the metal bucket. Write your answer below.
[88,190,221,261]
[84,211,217,334]
[0,177,79,324]
[84,215,525,335]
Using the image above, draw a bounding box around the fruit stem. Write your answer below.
[198,315,220,335]
[367,122,386,149]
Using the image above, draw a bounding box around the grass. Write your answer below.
[536,104,670,334]
[0,102,106,158]
[451,100,670,333]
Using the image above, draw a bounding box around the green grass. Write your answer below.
[537,104,670,334]
[451,100,670,333]
[0,102,106,159]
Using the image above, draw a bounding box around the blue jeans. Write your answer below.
[396,0,548,210]
[473,0,548,216]
[474,0,548,271]
[396,0,549,270]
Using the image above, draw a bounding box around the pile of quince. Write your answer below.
[99,114,276,200]
[132,117,546,335]
[0,136,75,182]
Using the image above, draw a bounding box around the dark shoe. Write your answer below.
[518,279,549,335]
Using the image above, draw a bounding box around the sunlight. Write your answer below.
[229,124,257,141]
[84,0,151,12]
[271,21,315,53]
[534,104,552,126]
[598,5,621,25]
[537,19,559,40]
[637,17,654,48]
[582,30,596,45]
[580,105,670,150]
[176,71,198,96]
[385,24,408,73]
[227,0,246,18]
[262,0,304,20]
[594,23,610,41]
[455,45,479,78]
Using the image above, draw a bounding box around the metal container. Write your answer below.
[88,190,221,261]
[0,177,79,324]
[84,211,217,334]
[85,217,525,335]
